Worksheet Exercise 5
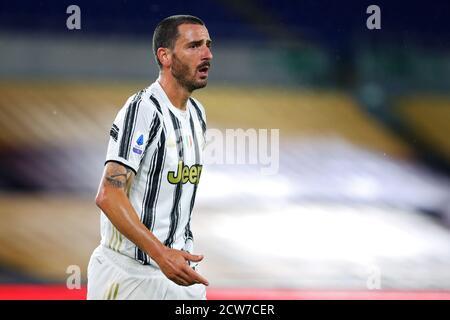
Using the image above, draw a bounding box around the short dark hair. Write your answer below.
[152,15,205,68]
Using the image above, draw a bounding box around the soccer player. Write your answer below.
[87,15,212,300]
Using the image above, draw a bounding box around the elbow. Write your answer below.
[95,188,108,210]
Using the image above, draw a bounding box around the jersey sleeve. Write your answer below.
[105,93,162,174]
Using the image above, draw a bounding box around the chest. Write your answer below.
[162,115,204,167]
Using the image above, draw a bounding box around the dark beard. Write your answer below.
[171,54,207,93]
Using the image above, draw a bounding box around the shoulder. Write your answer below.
[130,88,163,115]
[115,89,161,124]
[140,88,163,115]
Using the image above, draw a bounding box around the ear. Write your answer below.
[157,47,171,68]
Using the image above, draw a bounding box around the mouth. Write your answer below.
[197,63,210,78]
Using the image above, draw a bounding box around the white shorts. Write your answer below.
[87,245,207,300]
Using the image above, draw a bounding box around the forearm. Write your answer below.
[97,188,166,262]
[96,161,167,263]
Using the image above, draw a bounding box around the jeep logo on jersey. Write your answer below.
[168,161,203,185]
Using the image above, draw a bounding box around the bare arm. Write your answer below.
[95,161,209,286]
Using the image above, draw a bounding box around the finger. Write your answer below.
[170,272,189,286]
[183,265,209,286]
[175,271,194,286]
[176,278,189,286]
[179,269,198,287]
[183,252,204,262]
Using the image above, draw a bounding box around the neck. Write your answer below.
[158,72,190,111]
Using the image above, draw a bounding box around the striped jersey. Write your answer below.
[100,81,207,266]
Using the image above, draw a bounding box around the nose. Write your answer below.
[202,45,213,61]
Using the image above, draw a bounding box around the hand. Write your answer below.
[155,247,209,287]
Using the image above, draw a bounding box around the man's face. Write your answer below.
[170,23,213,92]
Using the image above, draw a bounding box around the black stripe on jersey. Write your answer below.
[164,110,184,248]
[147,113,161,147]
[137,129,167,264]
[169,110,184,160]
[149,95,163,113]
[185,112,201,242]
[142,125,165,235]
[119,91,143,159]
[136,96,165,265]
[189,111,201,163]
[110,124,119,142]
[189,98,206,135]
[147,95,163,148]
[139,111,161,168]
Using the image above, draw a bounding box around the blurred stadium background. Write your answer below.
[0,0,449,299]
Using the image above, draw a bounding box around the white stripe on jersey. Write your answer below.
[101,81,207,266]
